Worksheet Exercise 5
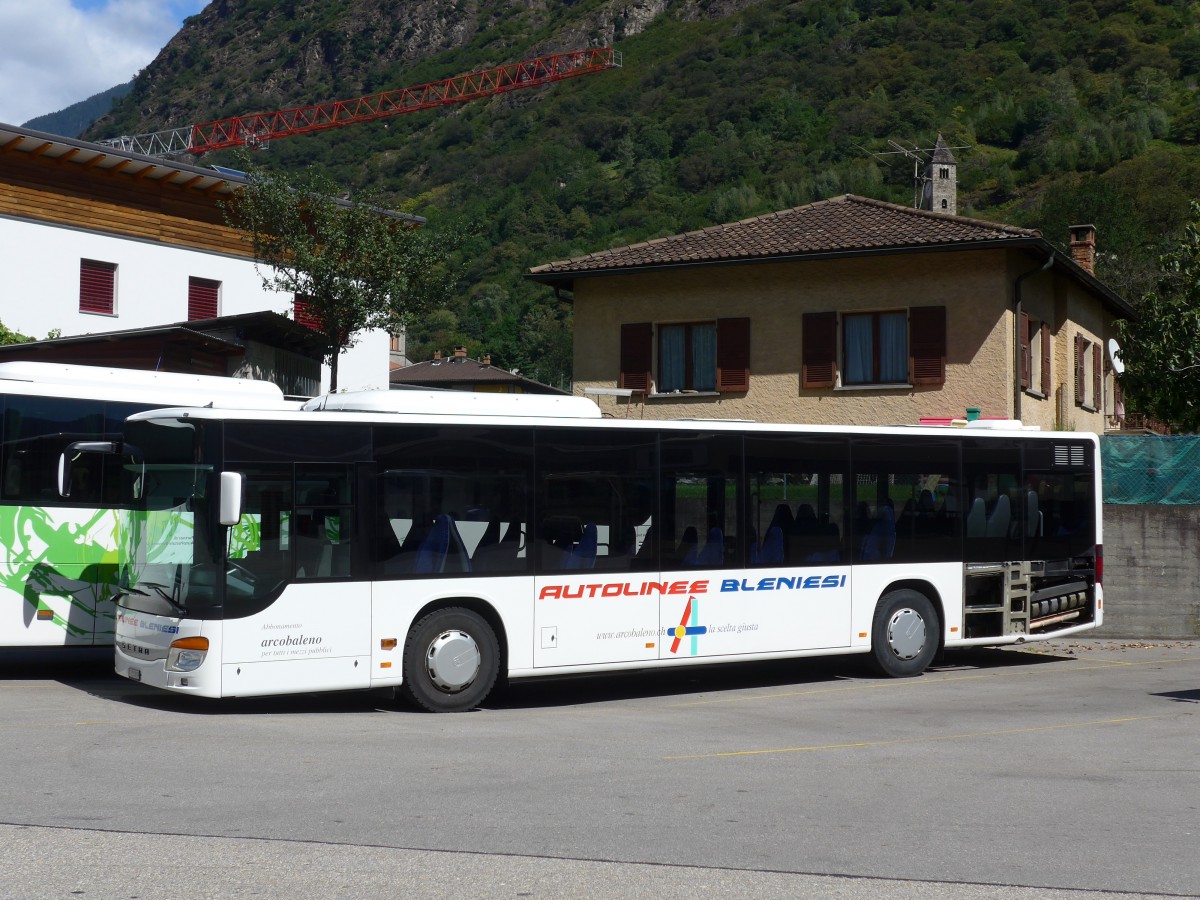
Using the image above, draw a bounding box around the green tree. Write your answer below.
[1116,201,1200,432]
[0,321,32,345]
[222,164,459,390]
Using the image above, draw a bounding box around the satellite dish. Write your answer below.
[1108,338,1125,374]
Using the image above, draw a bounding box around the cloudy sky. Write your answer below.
[0,0,206,126]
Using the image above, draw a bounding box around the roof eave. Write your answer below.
[528,235,1135,319]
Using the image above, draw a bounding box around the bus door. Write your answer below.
[533,429,659,668]
[218,460,372,695]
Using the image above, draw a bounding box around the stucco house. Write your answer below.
[0,122,410,393]
[529,194,1132,432]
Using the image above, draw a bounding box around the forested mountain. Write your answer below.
[26,82,132,137]
[84,0,1200,387]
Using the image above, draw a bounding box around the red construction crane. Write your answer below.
[102,47,622,159]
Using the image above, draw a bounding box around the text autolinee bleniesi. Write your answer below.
[539,573,846,600]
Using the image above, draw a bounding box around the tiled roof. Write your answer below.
[529,194,1039,277]
[389,356,567,394]
[390,357,518,384]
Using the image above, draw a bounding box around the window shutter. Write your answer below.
[1074,334,1084,405]
[1040,321,1051,396]
[619,322,652,393]
[187,277,220,320]
[1019,311,1031,390]
[909,305,946,386]
[79,259,116,314]
[1093,342,1102,408]
[716,317,750,393]
[293,295,320,331]
[802,312,837,388]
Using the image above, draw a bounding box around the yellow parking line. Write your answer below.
[664,714,1173,760]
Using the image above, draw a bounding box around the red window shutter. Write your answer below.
[1093,342,1102,408]
[79,259,116,314]
[293,295,320,331]
[619,322,652,393]
[802,312,837,388]
[716,317,750,393]
[187,277,220,320]
[1074,335,1084,405]
[909,305,946,386]
[1040,321,1052,396]
[1019,311,1031,390]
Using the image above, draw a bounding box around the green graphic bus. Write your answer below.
[0,362,286,647]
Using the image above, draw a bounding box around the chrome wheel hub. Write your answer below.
[886,608,926,660]
[425,629,481,692]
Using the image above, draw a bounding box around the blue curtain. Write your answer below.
[692,323,717,390]
[659,325,685,392]
[880,312,907,383]
[844,315,873,384]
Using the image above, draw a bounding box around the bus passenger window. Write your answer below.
[373,426,533,579]
[852,438,959,564]
[745,435,849,567]
[660,434,741,571]
[536,429,657,574]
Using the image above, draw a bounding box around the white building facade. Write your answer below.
[0,123,392,393]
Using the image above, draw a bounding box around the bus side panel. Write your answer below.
[534,574,661,668]
[219,583,371,696]
[0,505,119,646]
[368,577,536,682]
[658,565,852,661]
[848,562,963,649]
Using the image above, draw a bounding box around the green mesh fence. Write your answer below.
[1102,435,1200,504]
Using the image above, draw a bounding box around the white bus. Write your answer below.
[0,361,288,647]
[108,390,1102,711]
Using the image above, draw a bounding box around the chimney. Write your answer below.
[482,353,492,366]
[433,350,442,361]
[453,346,468,361]
[1069,224,1096,274]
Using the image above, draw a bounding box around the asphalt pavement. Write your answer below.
[0,640,1196,899]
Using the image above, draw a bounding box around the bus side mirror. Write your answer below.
[219,472,245,526]
[56,441,119,498]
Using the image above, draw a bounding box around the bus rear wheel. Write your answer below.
[401,607,499,713]
[870,589,938,678]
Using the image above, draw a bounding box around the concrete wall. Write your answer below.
[1097,504,1200,639]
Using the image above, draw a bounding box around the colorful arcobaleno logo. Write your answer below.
[669,596,706,656]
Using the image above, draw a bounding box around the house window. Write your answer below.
[1075,334,1100,410]
[802,307,945,389]
[79,259,116,315]
[659,322,716,392]
[843,311,908,385]
[1020,313,1052,396]
[187,277,220,320]
[619,318,749,395]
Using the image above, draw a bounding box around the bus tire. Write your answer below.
[870,589,938,678]
[401,606,499,713]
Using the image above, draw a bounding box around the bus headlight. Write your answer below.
[166,636,209,672]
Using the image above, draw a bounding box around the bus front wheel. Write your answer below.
[870,589,938,678]
[401,607,500,713]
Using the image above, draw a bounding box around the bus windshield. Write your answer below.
[119,418,222,618]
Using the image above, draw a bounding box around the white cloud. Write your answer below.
[0,0,205,127]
